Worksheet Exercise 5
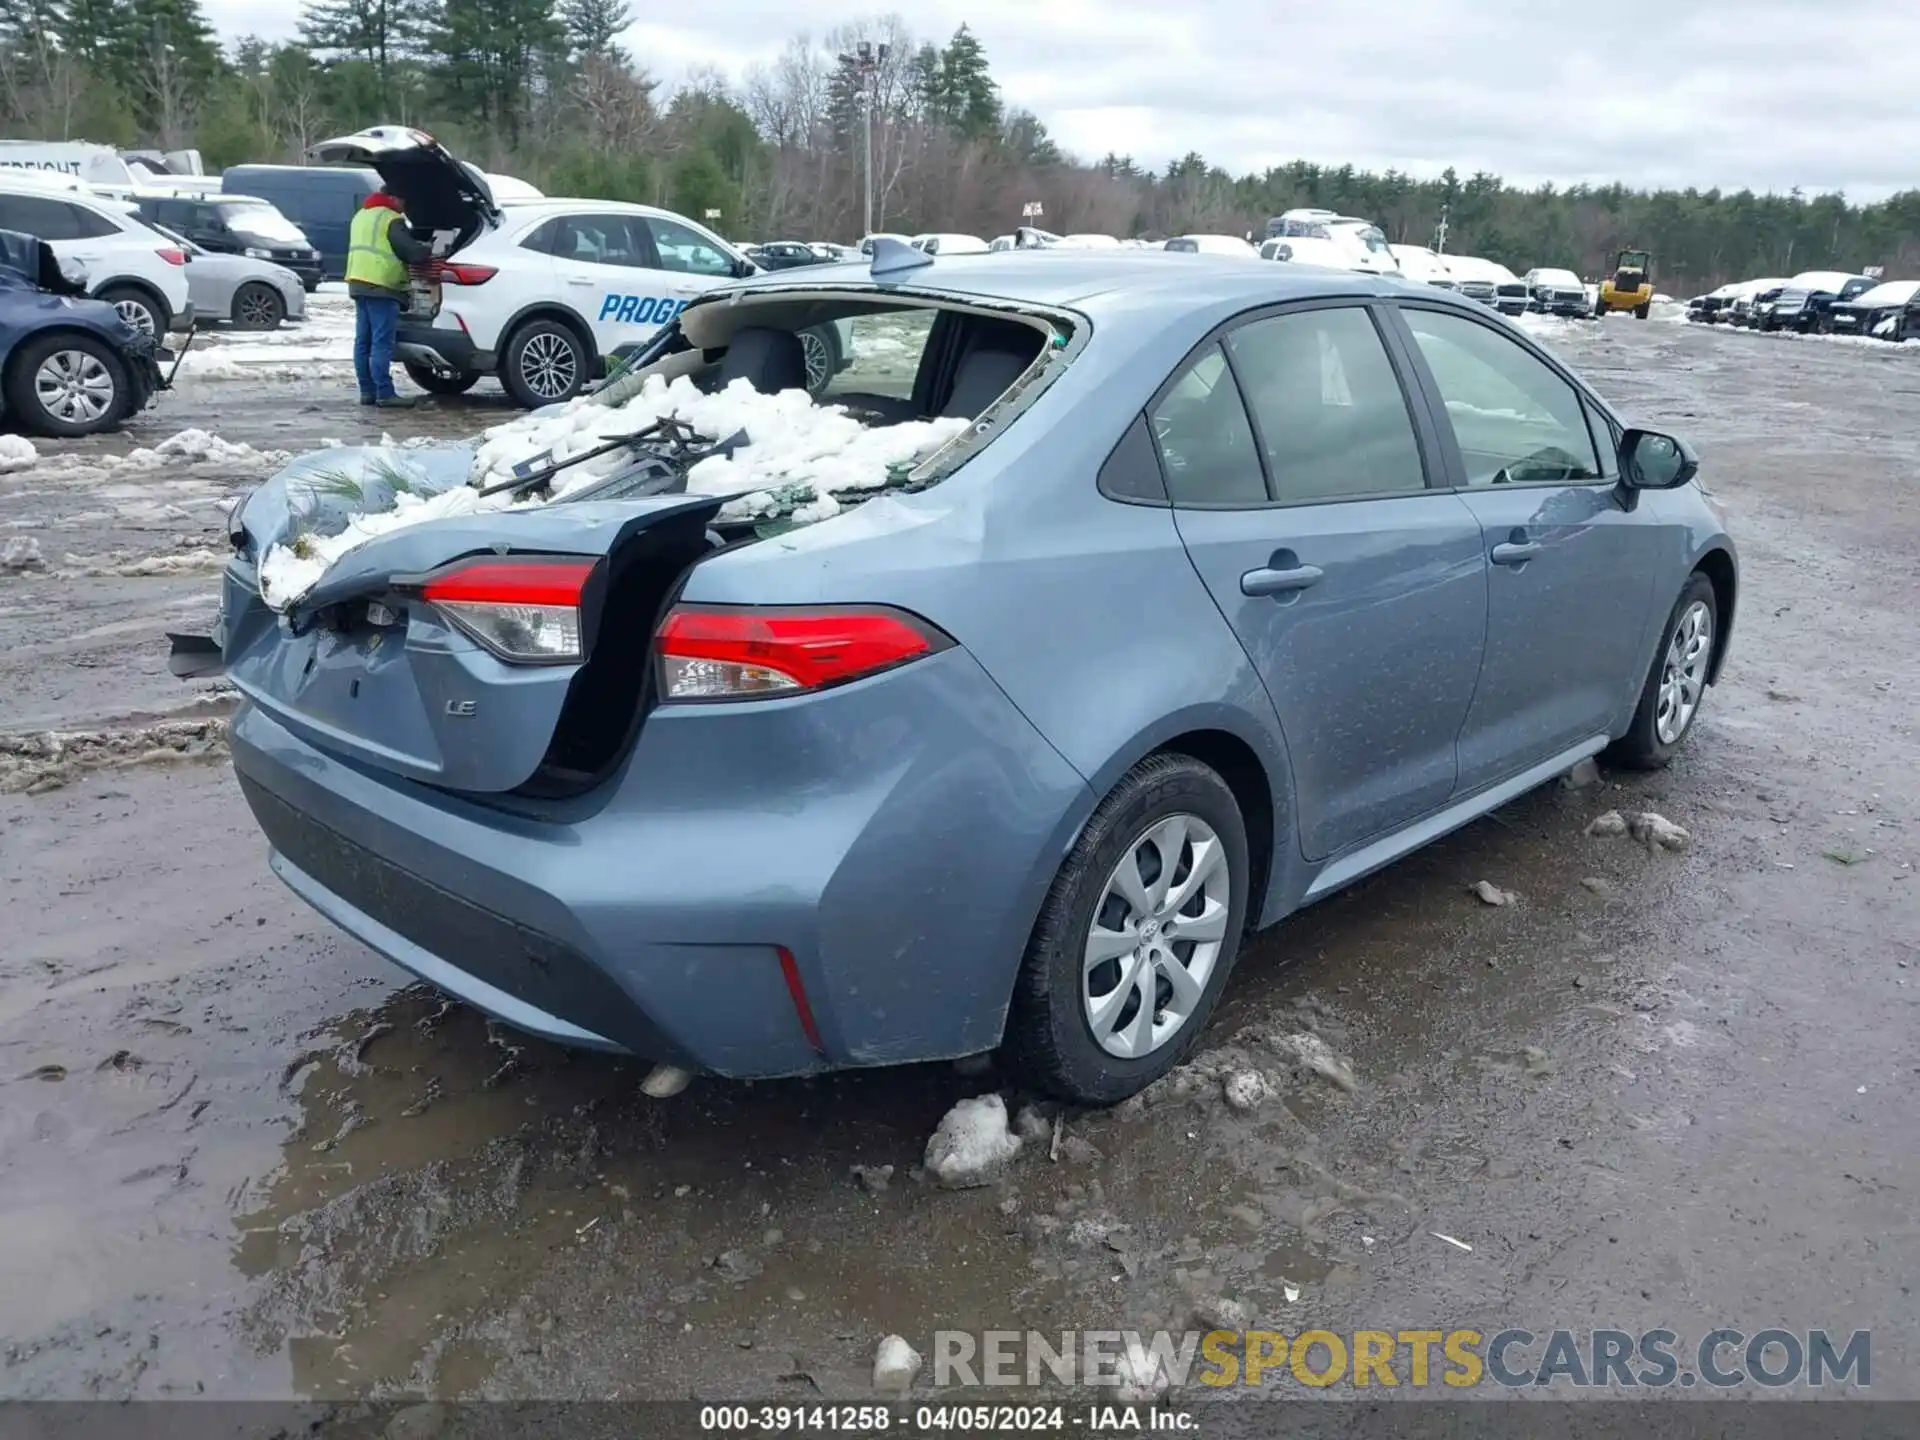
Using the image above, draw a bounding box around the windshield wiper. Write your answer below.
[475,416,748,502]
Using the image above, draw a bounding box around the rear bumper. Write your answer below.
[228,646,1091,1078]
[168,301,195,334]
[395,322,493,376]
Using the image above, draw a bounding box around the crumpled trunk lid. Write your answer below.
[219,447,721,794]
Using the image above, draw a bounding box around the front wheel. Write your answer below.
[5,332,131,437]
[1606,572,1718,770]
[499,318,589,409]
[97,285,163,340]
[1594,299,1608,316]
[404,361,480,396]
[1002,753,1251,1106]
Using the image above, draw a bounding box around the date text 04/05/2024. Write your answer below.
[696,1403,1198,1433]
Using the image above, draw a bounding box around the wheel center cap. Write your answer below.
[1141,918,1161,940]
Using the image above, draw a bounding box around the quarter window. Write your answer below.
[1402,308,1604,486]
[1148,344,1266,506]
[1224,306,1427,502]
[66,203,119,239]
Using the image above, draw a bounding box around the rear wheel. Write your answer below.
[1634,302,1650,319]
[1003,754,1251,1106]
[1606,572,1717,770]
[230,281,285,331]
[1594,298,1608,316]
[98,285,163,340]
[404,361,480,396]
[5,332,131,437]
[500,318,589,409]
[798,325,840,396]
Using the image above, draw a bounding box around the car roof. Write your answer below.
[723,248,1434,315]
[495,198,706,226]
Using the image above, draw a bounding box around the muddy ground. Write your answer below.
[1,315,1917,1403]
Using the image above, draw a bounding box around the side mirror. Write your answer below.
[1620,428,1698,489]
[732,257,756,278]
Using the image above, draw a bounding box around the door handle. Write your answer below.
[1491,541,1541,566]
[1241,561,1324,597]
[564,277,593,287]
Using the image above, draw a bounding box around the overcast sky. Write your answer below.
[203,0,1914,201]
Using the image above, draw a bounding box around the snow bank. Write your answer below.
[253,376,968,612]
[0,434,37,472]
[119,428,289,470]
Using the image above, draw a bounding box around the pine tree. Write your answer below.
[559,0,628,59]
[935,24,998,140]
[299,0,424,89]
[425,0,564,144]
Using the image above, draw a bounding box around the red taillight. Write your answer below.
[418,557,596,663]
[156,247,187,266]
[655,604,950,701]
[436,262,497,285]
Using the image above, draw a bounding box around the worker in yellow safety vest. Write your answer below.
[346,189,430,408]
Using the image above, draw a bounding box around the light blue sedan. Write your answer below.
[204,245,1737,1104]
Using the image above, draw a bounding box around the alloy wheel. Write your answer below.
[520,332,579,400]
[237,287,279,326]
[35,350,116,424]
[1081,813,1232,1060]
[114,299,156,338]
[1656,599,1713,745]
[800,330,831,392]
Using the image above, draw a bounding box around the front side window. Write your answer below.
[1401,308,1603,486]
[1148,343,1266,506]
[1225,306,1427,503]
[646,216,736,277]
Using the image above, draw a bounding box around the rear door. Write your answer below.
[541,210,685,361]
[1159,301,1489,862]
[1387,302,1660,790]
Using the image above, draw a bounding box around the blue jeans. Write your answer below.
[353,295,400,401]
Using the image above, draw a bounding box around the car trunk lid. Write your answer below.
[221,494,722,794]
[309,126,500,256]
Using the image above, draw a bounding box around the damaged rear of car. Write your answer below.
[207,241,1110,1086]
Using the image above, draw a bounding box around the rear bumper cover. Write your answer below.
[395,322,494,376]
[228,646,1092,1078]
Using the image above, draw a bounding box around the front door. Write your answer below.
[1388,303,1660,790]
[541,211,685,363]
[1156,302,1490,862]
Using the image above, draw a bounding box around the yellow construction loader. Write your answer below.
[1595,249,1654,317]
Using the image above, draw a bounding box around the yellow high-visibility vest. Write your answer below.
[346,207,407,290]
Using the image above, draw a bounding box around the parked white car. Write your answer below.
[1164,234,1258,257]
[911,233,990,255]
[0,177,192,336]
[311,126,850,409]
[1523,266,1589,316]
[1388,244,1457,289]
[1446,255,1530,315]
[1268,208,1400,276]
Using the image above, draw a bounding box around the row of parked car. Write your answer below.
[1684,271,1919,341]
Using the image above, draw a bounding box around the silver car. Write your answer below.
[149,222,307,331]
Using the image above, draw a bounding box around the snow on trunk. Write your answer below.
[252,375,969,612]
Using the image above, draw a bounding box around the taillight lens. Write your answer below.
[156,247,187,266]
[656,604,951,701]
[420,557,596,663]
[437,262,497,285]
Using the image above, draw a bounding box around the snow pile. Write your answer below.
[260,483,502,610]
[0,434,37,472]
[473,373,969,521]
[923,1093,1023,1188]
[119,429,290,470]
[253,375,967,612]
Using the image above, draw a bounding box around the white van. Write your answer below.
[1267,208,1400,276]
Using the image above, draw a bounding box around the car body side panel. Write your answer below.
[676,306,1310,928]
[228,642,1091,1075]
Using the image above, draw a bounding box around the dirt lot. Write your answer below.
[1,313,1916,1402]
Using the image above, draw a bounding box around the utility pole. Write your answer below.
[1433,203,1450,255]
[842,40,890,238]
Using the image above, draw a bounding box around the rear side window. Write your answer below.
[1401,308,1603,486]
[1225,306,1427,503]
[66,203,120,239]
[1148,343,1266,506]
[552,214,653,268]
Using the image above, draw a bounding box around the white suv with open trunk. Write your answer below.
[310,127,850,409]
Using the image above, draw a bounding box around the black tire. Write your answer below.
[1594,299,1607,316]
[97,284,165,340]
[1002,753,1252,1106]
[1634,302,1650,319]
[229,281,285,331]
[500,317,589,409]
[302,277,320,294]
[4,331,132,437]
[404,361,481,396]
[1606,571,1718,771]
